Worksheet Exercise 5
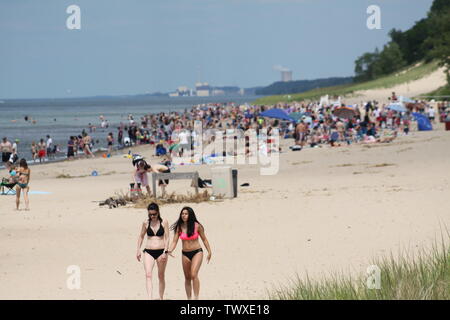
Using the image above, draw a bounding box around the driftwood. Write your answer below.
[99,197,127,209]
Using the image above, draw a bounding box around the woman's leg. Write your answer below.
[143,252,156,300]
[23,187,30,210]
[190,251,204,300]
[156,254,168,300]
[15,186,21,210]
[182,255,192,299]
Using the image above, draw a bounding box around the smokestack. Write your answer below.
[273,65,292,82]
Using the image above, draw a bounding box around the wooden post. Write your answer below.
[151,172,157,198]
[193,171,199,195]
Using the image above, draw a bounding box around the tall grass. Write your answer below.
[254,61,440,105]
[270,232,449,300]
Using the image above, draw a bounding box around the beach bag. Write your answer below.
[289,145,302,151]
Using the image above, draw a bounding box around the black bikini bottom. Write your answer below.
[182,248,203,261]
[143,248,164,260]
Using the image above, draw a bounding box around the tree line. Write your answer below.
[354,0,450,85]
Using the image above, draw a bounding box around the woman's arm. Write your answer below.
[167,228,180,256]
[136,221,147,261]
[198,224,212,263]
[163,220,170,252]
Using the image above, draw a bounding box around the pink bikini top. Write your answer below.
[179,223,199,241]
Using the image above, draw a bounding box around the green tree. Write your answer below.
[354,49,380,82]
[426,11,450,84]
[430,0,450,13]
[375,42,407,76]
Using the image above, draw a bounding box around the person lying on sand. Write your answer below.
[379,130,397,143]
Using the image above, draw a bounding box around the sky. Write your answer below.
[0,0,435,99]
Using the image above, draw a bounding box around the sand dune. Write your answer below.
[347,67,447,104]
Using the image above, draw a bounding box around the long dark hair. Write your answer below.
[170,206,202,236]
[147,202,162,223]
[19,158,28,169]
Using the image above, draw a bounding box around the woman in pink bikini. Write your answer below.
[168,206,212,300]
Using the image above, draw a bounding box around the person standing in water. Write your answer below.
[136,203,170,300]
[107,132,114,157]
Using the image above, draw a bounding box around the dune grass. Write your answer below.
[254,61,440,105]
[270,232,449,300]
[419,85,450,99]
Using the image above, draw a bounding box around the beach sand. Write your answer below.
[1,125,449,300]
[347,66,447,105]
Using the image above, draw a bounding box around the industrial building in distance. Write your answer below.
[169,82,246,97]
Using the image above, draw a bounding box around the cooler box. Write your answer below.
[211,166,233,199]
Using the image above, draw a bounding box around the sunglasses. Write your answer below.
[149,213,158,217]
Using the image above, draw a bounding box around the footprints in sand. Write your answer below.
[290,160,312,166]
[331,162,397,175]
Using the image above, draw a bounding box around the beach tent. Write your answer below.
[412,112,433,131]
[386,103,407,113]
[260,108,295,122]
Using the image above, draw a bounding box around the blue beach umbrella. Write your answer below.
[386,103,407,113]
[399,96,415,103]
[260,108,295,122]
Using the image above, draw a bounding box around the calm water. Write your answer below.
[0,95,260,163]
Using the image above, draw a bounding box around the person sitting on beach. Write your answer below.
[155,141,167,157]
[168,206,212,300]
[6,164,18,184]
[379,129,397,143]
[136,202,170,300]
[15,158,30,211]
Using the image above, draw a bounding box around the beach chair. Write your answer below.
[1,178,17,195]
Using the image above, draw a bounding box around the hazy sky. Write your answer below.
[0,0,434,99]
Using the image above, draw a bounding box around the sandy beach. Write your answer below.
[1,122,449,300]
[347,66,448,105]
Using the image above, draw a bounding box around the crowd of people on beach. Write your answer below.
[98,93,450,157]
[2,93,450,168]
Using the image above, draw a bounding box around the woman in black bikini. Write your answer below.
[168,206,212,300]
[15,158,30,211]
[136,202,170,300]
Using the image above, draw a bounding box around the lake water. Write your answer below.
[0,95,260,164]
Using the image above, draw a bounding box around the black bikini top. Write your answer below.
[147,221,164,237]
